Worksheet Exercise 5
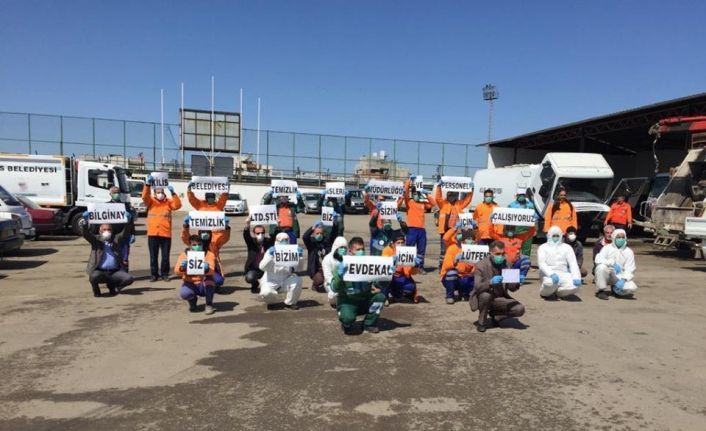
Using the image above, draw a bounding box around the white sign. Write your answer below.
[188,211,226,231]
[325,182,345,198]
[249,205,279,225]
[321,206,335,226]
[441,176,474,193]
[87,203,128,224]
[271,180,299,197]
[501,268,521,284]
[378,201,398,220]
[458,212,475,229]
[413,176,424,190]
[366,180,405,197]
[274,244,300,268]
[490,207,536,227]
[395,246,417,267]
[461,244,490,263]
[186,251,205,275]
[191,176,230,193]
[150,172,169,187]
[342,255,395,282]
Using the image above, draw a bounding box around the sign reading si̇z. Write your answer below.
[186,251,205,275]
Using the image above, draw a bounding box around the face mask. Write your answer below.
[551,236,562,244]
[492,255,505,265]
[336,247,347,257]
[156,192,166,201]
[314,233,323,242]
[191,245,203,252]
[506,231,515,238]
[484,196,493,203]
[255,233,264,242]
[111,193,121,202]
[101,231,112,241]
[559,196,567,201]
[278,240,289,245]
[517,196,526,203]
[200,232,211,241]
[463,239,474,245]
[383,223,392,231]
[567,234,577,242]
[206,197,216,205]
[615,238,627,248]
[354,249,365,256]
[456,233,463,241]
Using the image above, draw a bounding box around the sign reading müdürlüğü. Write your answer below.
[87,203,128,224]
[342,255,395,282]
[188,211,227,231]
[191,176,230,193]
[490,207,536,227]
[366,180,404,197]
[248,205,279,225]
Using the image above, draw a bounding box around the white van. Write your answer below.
[0,185,35,239]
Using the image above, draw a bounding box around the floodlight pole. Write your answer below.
[210,75,215,176]
[256,97,261,174]
[180,82,184,175]
[239,87,243,155]
[483,84,498,144]
[160,88,165,168]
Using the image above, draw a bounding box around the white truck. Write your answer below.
[471,152,613,239]
[0,153,130,234]
[127,178,147,217]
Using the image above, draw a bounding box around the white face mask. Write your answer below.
[567,234,577,242]
[255,233,264,242]
[156,192,166,201]
[551,236,562,244]
[101,231,112,241]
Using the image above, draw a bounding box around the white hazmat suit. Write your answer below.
[322,236,348,307]
[258,233,303,306]
[594,229,638,296]
[537,226,582,298]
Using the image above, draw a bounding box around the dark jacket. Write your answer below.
[317,195,345,237]
[369,214,408,256]
[302,222,338,277]
[470,256,520,311]
[243,227,274,272]
[81,218,134,274]
[565,239,584,268]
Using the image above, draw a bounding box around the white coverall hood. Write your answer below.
[546,225,564,246]
[322,236,348,304]
[331,236,348,251]
[611,229,627,248]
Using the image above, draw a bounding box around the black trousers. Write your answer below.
[245,269,264,288]
[148,236,172,277]
[89,269,134,295]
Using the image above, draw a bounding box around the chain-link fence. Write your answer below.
[0,111,486,186]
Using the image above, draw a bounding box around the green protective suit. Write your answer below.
[331,272,386,328]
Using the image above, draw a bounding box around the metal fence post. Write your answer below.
[60,115,64,156]
[153,123,157,171]
[318,135,322,185]
[122,120,127,167]
[441,143,445,174]
[27,114,32,153]
[464,144,469,176]
[368,138,372,182]
[393,139,397,180]
[292,132,296,178]
[92,117,96,157]
[266,130,270,177]
[416,141,421,177]
[344,137,348,181]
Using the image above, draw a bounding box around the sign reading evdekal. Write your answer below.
[342,255,395,282]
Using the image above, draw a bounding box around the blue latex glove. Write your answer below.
[414,256,422,266]
[332,212,340,222]
[454,252,463,263]
[376,202,383,211]
[437,179,444,186]
[392,255,399,266]
[320,189,327,196]
[296,191,302,200]
[184,215,192,226]
[146,175,154,186]
[187,181,194,189]
[491,275,503,284]
[224,216,230,226]
[129,234,136,245]
[409,175,417,182]
[454,220,463,230]
[364,185,371,192]
[613,263,622,274]
[265,190,273,198]
[573,279,582,287]
[313,221,323,229]
[337,262,347,276]
[298,246,304,257]
[519,275,526,283]
[614,279,626,290]
[267,246,275,256]
[532,214,539,222]
[396,213,403,222]
[203,262,210,273]
[469,181,475,190]
[345,190,350,197]
[82,210,90,220]
[180,260,188,270]
[167,185,174,194]
[550,273,560,285]
[126,212,133,222]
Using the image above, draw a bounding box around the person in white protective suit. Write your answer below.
[322,236,348,308]
[259,232,303,310]
[593,228,638,300]
[537,225,582,299]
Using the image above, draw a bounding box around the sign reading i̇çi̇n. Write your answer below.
[395,246,417,267]
[188,211,226,231]
[87,203,128,224]
[457,212,474,229]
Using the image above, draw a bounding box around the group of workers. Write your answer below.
[81,174,639,333]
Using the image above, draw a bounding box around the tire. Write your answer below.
[70,213,84,236]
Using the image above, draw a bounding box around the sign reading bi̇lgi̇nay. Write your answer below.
[273,244,300,268]
[366,180,405,198]
[87,203,129,224]
[186,251,205,275]
[249,205,279,225]
[378,201,398,220]
[325,182,345,198]
[441,176,474,193]
[150,172,169,187]
[395,246,417,267]
[342,255,395,282]
[271,180,299,198]
[490,207,536,227]
[191,176,230,193]
[188,211,227,231]
[460,244,490,263]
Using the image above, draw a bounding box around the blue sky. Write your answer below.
[1,0,705,150]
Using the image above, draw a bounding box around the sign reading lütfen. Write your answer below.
[188,211,227,231]
[460,244,490,263]
[87,203,128,224]
[191,176,230,193]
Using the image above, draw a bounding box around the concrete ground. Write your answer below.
[0,213,705,431]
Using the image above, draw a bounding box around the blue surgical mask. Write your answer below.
[506,230,515,238]
[336,247,347,257]
[492,255,505,265]
[192,244,203,252]
[354,250,364,256]
[615,238,627,248]
[551,236,562,244]
[456,233,463,241]
[314,233,324,242]
[484,196,493,203]
[517,195,526,203]
[111,193,121,202]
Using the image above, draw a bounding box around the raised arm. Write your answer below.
[142,184,154,207]
[187,189,202,210]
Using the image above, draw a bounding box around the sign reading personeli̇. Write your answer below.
[186,251,205,275]
[461,244,490,263]
[271,180,298,198]
[274,244,300,268]
[501,268,521,284]
[441,176,474,193]
[191,176,230,193]
[366,180,405,197]
[188,211,226,231]
[342,255,395,282]
[325,182,345,198]
[150,172,169,187]
[321,206,335,226]
[458,212,475,229]
[249,205,279,225]
[378,201,398,220]
[87,203,128,224]
[395,246,417,267]
[490,207,536,227]
[413,175,424,190]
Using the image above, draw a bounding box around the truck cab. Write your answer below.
[127,179,147,216]
[75,160,130,206]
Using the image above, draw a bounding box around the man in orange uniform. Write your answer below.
[181,215,231,288]
[403,175,436,272]
[543,188,577,234]
[605,192,632,231]
[435,178,473,269]
[440,228,476,304]
[262,189,305,244]
[491,224,536,283]
[186,181,228,211]
[143,175,182,282]
[175,235,217,314]
[473,189,500,245]
[381,231,421,303]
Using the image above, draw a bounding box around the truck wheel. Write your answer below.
[70,213,84,236]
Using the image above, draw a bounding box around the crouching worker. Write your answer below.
[81,216,135,297]
[243,217,274,294]
[440,227,476,304]
[322,236,349,308]
[175,236,217,314]
[303,219,339,292]
[181,215,231,289]
[331,236,387,334]
[381,230,420,303]
[594,228,638,300]
[537,226,582,300]
[259,233,303,310]
[470,241,525,333]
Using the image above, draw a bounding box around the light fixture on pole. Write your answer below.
[482,84,499,144]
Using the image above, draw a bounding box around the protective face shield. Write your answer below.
[191,244,203,252]
[110,193,121,202]
[484,196,493,204]
[567,233,577,242]
[101,231,113,241]
[200,232,211,242]
[156,192,166,201]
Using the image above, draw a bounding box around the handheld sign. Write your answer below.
[188,211,226,231]
[150,172,169,187]
[378,201,398,220]
[191,176,230,193]
[366,180,404,197]
[501,268,521,284]
[461,244,490,263]
[271,179,298,198]
[395,246,417,267]
[490,208,536,227]
[186,251,205,275]
[458,212,475,229]
[342,255,395,282]
[325,182,345,198]
[413,176,424,190]
[87,203,128,224]
[321,206,335,226]
[274,244,300,268]
[441,176,474,193]
[249,205,279,225]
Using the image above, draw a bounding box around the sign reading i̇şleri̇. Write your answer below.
[325,182,345,198]
[186,251,205,275]
[271,179,299,198]
[440,176,474,193]
[191,176,230,193]
[87,203,128,224]
[490,207,536,227]
[273,244,300,268]
[342,255,395,282]
[321,206,336,226]
[249,205,279,225]
[366,180,405,197]
[378,201,398,220]
[460,244,490,263]
[150,172,169,187]
[395,246,417,267]
[188,211,226,231]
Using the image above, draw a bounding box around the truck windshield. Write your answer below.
[129,182,144,198]
[114,168,130,194]
[0,185,21,206]
[227,194,242,200]
[556,177,612,203]
[649,175,670,198]
[348,190,362,199]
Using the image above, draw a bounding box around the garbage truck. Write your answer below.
[0,153,130,234]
